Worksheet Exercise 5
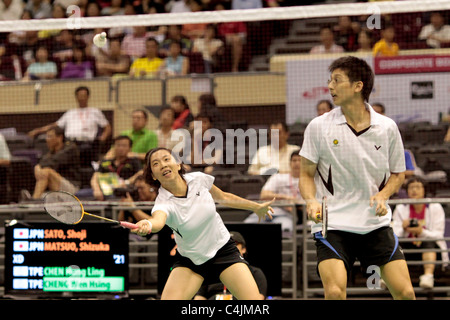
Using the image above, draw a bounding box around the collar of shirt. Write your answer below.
[158,173,193,199]
[334,103,383,127]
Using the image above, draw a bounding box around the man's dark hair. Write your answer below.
[114,135,133,147]
[75,86,90,96]
[405,176,427,192]
[132,108,149,120]
[47,126,65,141]
[372,102,385,114]
[328,56,374,102]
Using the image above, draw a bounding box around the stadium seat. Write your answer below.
[411,124,447,145]
[229,175,266,199]
[8,156,36,203]
[211,169,242,193]
[4,134,33,152]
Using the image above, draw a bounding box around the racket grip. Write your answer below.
[119,221,139,230]
[119,221,152,234]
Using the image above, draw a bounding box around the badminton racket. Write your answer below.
[321,196,328,238]
[43,191,149,233]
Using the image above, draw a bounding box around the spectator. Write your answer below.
[129,37,163,78]
[196,92,228,132]
[392,176,449,289]
[52,29,84,63]
[170,94,194,130]
[418,11,450,48]
[15,30,43,68]
[0,0,24,21]
[194,231,267,300]
[232,0,262,10]
[91,135,142,201]
[156,106,178,150]
[95,37,131,77]
[121,26,149,62]
[101,0,125,16]
[372,23,399,57]
[159,25,192,56]
[60,45,94,79]
[0,132,11,204]
[215,3,247,72]
[245,150,302,236]
[28,86,112,165]
[85,1,101,17]
[106,109,158,162]
[357,28,373,53]
[37,3,67,40]
[168,0,191,13]
[248,122,301,175]
[159,40,189,76]
[189,110,223,174]
[26,126,81,200]
[23,46,57,80]
[192,24,224,74]
[24,0,52,19]
[333,16,358,52]
[310,26,344,54]
[118,175,157,237]
[316,99,333,116]
[182,0,207,40]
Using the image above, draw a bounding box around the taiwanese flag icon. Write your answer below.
[13,241,29,252]
[13,228,29,239]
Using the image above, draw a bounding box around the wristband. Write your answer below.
[143,219,153,231]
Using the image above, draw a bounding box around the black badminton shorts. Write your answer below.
[172,238,249,284]
[314,226,405,274]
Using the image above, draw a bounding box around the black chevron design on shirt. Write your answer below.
[317,165,334,196]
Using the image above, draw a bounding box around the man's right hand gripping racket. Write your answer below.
[321,196,328,238]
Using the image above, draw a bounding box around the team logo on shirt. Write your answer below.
[332,139,340,147]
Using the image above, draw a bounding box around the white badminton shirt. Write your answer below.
[151,172,230,265]
[300,104,406,234]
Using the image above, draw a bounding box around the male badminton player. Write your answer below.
[298,56,415,300]
[132,147,274,300]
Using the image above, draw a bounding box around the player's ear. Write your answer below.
[353,80,363,94]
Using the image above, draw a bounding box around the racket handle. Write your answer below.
[119,221,139,230]
[119,221,152,234]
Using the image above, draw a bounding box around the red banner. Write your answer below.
[374,55,450,74]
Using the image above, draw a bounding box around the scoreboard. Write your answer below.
[4,221,129,297]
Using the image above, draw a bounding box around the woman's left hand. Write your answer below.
[254,198,275,222]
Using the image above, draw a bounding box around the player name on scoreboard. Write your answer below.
[13,228,110,252]
[7,223,128,294]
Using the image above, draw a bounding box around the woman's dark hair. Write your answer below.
[144,147,186,189]
[328,56,374,102]
[405,175,426,192]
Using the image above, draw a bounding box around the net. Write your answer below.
[0,0,449,205]
[44,191,83,224]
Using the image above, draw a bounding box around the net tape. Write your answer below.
[0,0,449,32]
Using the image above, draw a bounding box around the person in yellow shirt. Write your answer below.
[129,37,163,78]
[373,24,399,57]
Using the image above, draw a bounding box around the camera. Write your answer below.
[113,186,139,201]
[409,218,419,227]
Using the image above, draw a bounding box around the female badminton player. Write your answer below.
[132,147,274,300]
[298,56,416,300]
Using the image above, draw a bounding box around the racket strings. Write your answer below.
[44,192,83,224]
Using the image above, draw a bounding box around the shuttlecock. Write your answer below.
[93,32,107,48]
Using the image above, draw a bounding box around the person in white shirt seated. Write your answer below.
[418,11,450,48]
[28,86,112,165]
[247,122,300,176]
[392,176,449,289]
[245,150,302,236]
